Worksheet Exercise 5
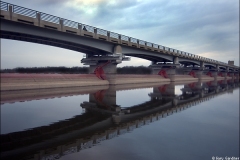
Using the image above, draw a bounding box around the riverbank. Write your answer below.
[0,73,236,91]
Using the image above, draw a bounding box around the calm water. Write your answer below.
[1,80,239,160]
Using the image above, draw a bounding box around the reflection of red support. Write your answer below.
[94,61,111,80]
[158,85,167,93]
[218,72,223,77]
[189,71,196,78]
[188,82,196,88]
[94,90,105,103]
[94,90,110,109]
[206,81,212,86]
[227,73,231,77]
[218,80,223,84]
[206,72,212,77]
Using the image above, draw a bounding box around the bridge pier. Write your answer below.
[150,64,179,81]
[182,67,203,79]
[227,72,234,80]
[81,45,130,84]
[203,69,217,80]
[234,72,240,81]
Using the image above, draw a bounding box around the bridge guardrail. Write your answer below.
[110,32,119,39]
[40,12,59,24]
[0,1,8,11]
[13,5,36,18]
[159,45,164,50]
[0,1,239,69]
[146,42,152,47]
[121,35,129,41]
[96,28,107,36]
[164,47,169,51]
[63,19,78,29]
[82,24,94,33]
[153,44,158,49]
[138,40,145,45]
[130,37,137,43]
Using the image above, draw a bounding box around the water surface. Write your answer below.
[1,80,239,160]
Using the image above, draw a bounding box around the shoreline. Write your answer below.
[0,73,236,91]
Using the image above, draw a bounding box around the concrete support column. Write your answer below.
[167,68,176,81]
[195,70,203,79]
[81,45,130,85]
[173,57,179,65]
[235,72,240,82]
[150,64,178,82]
[226,67,229,72]
[200,61,204,68]
[8,5,13,20]
[221,72,227,79]
[212,71,218,81]
[227,72,234,80]
[89,62,117,84]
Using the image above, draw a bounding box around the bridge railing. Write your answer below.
[146,42,152,47]
[13,4,37,18]
[109,32,119,39]
[120,35,129,41]
[40,12,59,24]
[1,1,239,69]
[139,40,146,45]
[96,28,108,36]
[81,24,94,33]
[63,19,78,29]
[130,37,138,43]
[0,1,8,11]
[153,44,158,49]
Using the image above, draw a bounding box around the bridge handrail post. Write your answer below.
[59,18,63,31]
[78,24,83,36]
[36,12,40,26]
[94,27,97,39]
[107,31,110,41]
[118,34,122,44]
[8,4,13,20]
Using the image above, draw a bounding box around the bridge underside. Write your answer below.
[1,30,106,55]
[1,19,239,72]
[1,19,203,66]
[125,54,172,62]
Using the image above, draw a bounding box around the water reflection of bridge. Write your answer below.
[0,80,239,160]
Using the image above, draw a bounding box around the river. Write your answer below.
[1,80,239,160]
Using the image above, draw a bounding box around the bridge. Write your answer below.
[1,1,239,83]
[1,80,238,160]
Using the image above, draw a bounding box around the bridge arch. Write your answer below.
[1,20,115,55]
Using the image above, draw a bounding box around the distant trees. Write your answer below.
[117,66,151,74]
[0,67,88,74]
[0,66,152,74]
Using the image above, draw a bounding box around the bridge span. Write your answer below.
[1,1,239,84]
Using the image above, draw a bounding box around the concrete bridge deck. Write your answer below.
[1,1,239,71]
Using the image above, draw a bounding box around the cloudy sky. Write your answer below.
[1,0,239,69]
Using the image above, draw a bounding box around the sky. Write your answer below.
[1,0,239,69]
